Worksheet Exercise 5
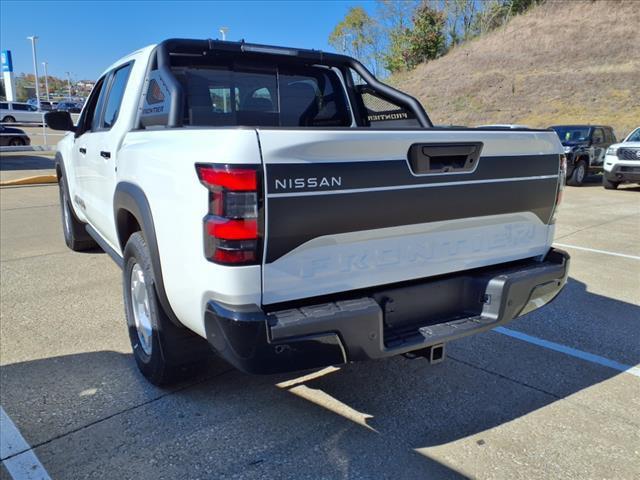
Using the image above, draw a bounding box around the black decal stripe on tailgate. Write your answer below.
[265,177,558,263]
[266,155,559,194]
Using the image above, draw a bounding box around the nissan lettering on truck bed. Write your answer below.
[45,39,570,385]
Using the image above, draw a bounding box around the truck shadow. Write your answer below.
[1,278,637,478]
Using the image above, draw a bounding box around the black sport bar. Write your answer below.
[154,38,432,128]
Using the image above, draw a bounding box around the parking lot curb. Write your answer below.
[0,175,58,187]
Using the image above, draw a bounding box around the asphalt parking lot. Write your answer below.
[1,170,639,479]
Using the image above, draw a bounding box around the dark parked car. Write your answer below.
[550,125,617,186]
[55,101,82,113]
[0,125,31,146]
[39,101,55,111]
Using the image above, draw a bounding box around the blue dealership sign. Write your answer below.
[1,50,13,72]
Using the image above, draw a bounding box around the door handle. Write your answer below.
[408,142,483,174]
[100,151,111,159]
[79,147,86,154]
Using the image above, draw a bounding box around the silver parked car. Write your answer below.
[0,101,45,124]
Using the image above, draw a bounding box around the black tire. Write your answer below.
[8,137,25,146]
[2,116,16,123]
[58,172,97,251]
[603,177,619,190]
[567,159,587,186]
[123,232,212,385]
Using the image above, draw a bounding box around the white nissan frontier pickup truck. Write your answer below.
[46,39,570,385]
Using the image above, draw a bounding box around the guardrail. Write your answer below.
[0,113,80,154]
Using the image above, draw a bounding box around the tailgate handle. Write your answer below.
[408,142,483,174]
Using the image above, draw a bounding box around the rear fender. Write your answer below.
[113,182,183,327]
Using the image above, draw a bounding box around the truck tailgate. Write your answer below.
[259,129,561,305]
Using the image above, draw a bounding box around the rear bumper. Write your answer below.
[204,248,570,374]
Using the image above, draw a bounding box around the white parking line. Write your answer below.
[554,243,640,261]
[495,327,640,378]
[0,407,51,480]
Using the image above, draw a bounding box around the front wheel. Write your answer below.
[603,176,619,190]
[567,160,587,186]
[123,232,212,385]
[58,173,96,251]
[8,137,25,146]
[2,115,16,123]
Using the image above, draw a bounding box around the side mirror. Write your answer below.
[45,111,75,132]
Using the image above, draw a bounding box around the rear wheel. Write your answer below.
[123,232,212,385]
[603,177,619,190]
[58,173,97,251]
[2,115,16,123]
[8,137,25,146]
[567,159,587,186]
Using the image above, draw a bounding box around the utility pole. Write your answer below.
[26,35,41,109]
[65,71,72,99]
[42,61,50,101]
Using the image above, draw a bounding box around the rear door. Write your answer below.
[259,129,562,305]
[83,62,133,246]
[71,74,109,226]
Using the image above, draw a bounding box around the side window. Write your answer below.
[592,128,604,144]
[13,104,28,111]
[90,77,110,131]
[101,63,133,129]
[75,75,106,136]
[607,128,617,143]
[208,86,239,114]
[0,102,8,109]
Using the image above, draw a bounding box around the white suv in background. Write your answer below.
[603,127,640,189]
[0,101,45,124]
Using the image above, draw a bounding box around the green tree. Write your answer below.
[432,0,478,46]
[329,6,381,74]
[383,27,413,73]
[379,1,446,73]
[377,0,417,73]
[408,2,446,66]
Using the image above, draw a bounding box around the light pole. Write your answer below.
[218,27,230,111]
[26,35,41,109]
[65,71,72,99]
[42,61,50,101]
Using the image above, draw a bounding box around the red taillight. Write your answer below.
[206,218,258,240]
[213,249,257,263]
[196,164,261,265]
[197,166,257,191]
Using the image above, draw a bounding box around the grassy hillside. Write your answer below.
[392,0,640,138]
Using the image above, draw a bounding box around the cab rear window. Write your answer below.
[174,64,352,128]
